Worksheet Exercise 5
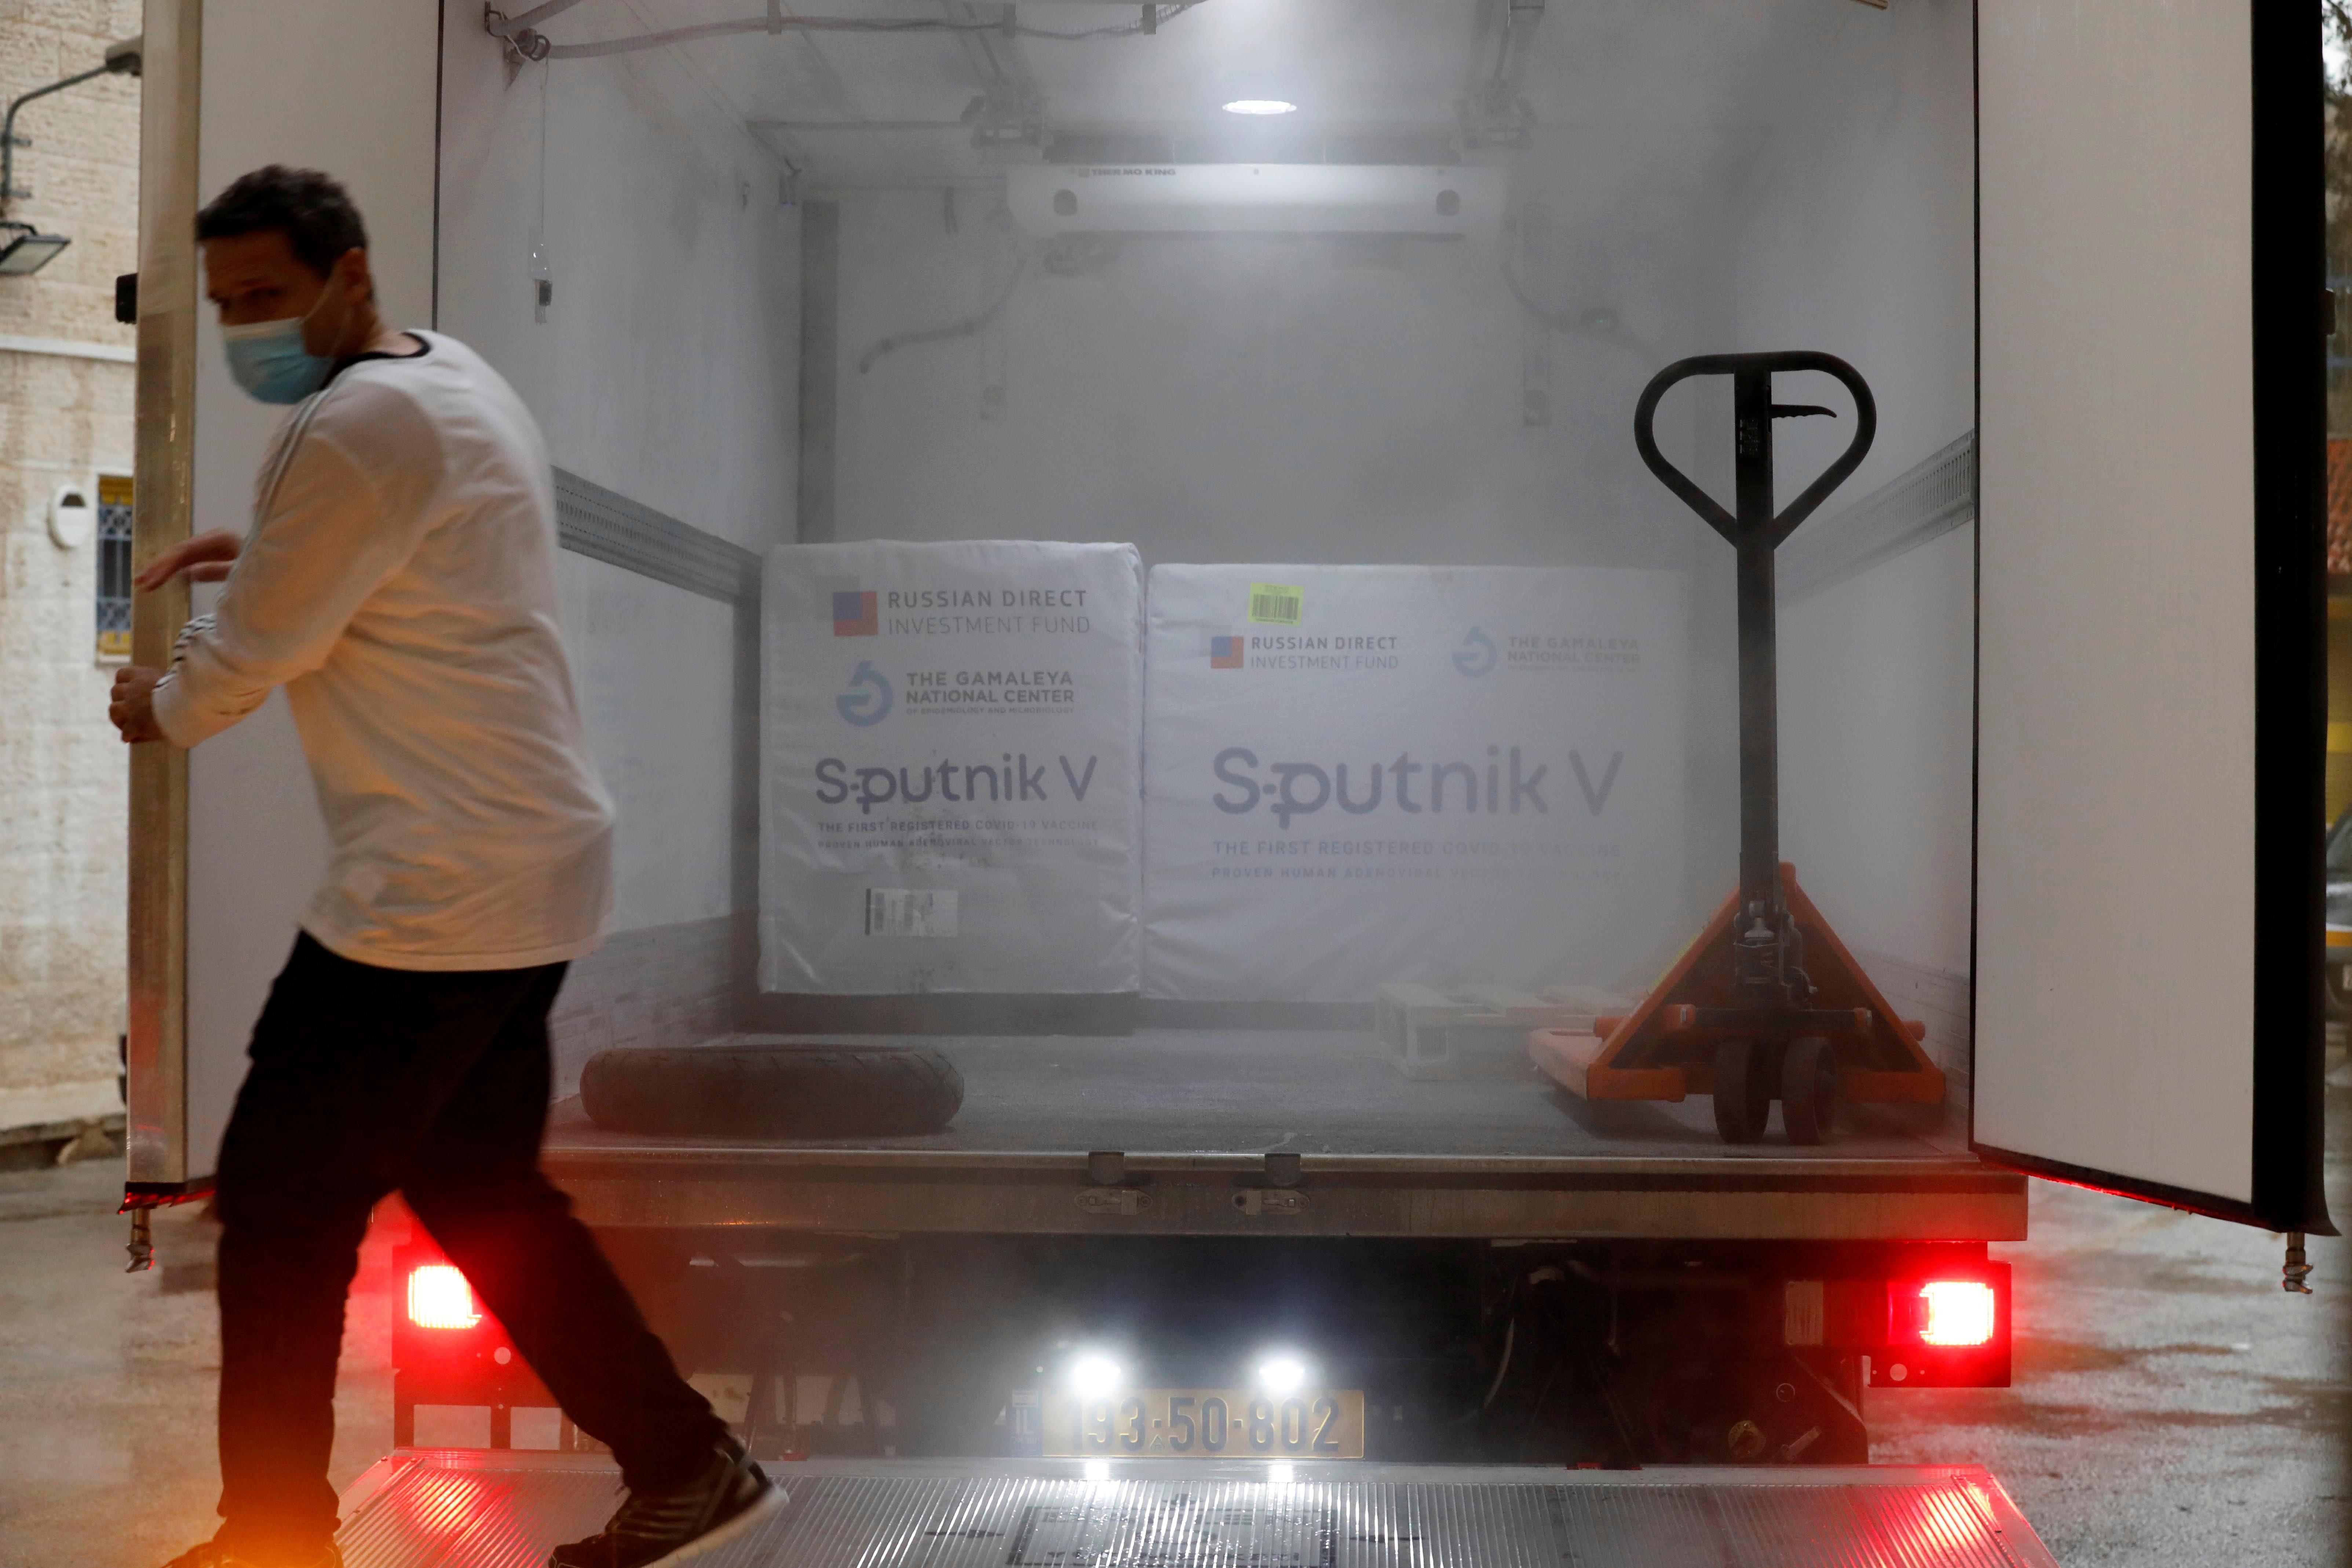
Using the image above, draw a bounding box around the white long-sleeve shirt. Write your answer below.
[153,330,615,972]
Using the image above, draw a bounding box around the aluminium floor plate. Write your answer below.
[336,1453,2059,1568]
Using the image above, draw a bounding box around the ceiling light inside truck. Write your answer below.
[1223,99,1297,115]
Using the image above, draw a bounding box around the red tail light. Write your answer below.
[1784,1261,2009,1388]
[1875,1265,2009,1387]
[1908,1280,1997,1348]
[406,1264,482,1330]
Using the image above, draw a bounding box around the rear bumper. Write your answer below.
[540,1144,2029,1242]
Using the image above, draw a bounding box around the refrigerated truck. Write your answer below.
[118,0,2327,1561]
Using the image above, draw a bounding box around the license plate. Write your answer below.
[1042,1388,1367,1459]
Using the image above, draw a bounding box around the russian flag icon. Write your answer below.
[833,589,878,636]
[1209,635,1243,669]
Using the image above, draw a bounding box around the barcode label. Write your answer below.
[1247,582,1304,625]
[865,888,958,937]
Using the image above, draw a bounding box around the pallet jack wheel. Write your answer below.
[1712,1038,1774,1144]
[1781,1035,1839,1146]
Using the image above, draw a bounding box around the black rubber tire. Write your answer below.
[1780,1035,1840,1147]
[580,1040,964,1139]
[1712,1038,1774,1145]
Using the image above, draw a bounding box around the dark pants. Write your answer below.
[213,933,724,1561]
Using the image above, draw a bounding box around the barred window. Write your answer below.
[95,474,132,661]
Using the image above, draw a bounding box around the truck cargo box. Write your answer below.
[117,0,2328,1530]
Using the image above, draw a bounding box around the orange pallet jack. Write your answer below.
[1529,352,1946,1144]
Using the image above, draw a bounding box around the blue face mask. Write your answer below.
[220,286,339,404]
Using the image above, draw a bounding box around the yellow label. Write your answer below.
[96,630,131,661]
[1247,582,1303,626]
[98,473,133,506]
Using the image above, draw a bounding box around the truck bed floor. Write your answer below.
[544,1029,1969,1161]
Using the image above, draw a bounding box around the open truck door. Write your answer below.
[1970,0,2331,1238]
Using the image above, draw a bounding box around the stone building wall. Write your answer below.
[0,1,143,1135]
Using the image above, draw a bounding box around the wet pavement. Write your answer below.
[0,1164,396,1568]
[1,1108,2345,1568]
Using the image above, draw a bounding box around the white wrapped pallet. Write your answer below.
[761,541,1144,994]
[1143,564,1689,1002]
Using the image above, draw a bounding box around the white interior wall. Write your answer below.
[829,193,1701,572]
[437,15,800,556]
[1718,0,1978,983]
[1779,526,1976,972]
[437,7,799,936]
[558,559,738,931]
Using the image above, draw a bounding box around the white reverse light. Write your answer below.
[1256,1354,1308,1396]
[1222,99,1297,116]
[1069,1352,1125,1399]
[1083,1458,1113,1484]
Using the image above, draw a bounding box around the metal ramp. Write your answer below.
[336,1453,2059,1568]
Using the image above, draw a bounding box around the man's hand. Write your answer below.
[109,666,168,745]
[136,529,242,590]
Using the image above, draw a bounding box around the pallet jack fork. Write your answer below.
[1529,352,1946,1144]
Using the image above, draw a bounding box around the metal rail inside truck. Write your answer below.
[119,1,2330,1562]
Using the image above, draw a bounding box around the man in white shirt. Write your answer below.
[114,165,782,1568]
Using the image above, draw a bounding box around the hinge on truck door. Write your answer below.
[2282,1232,2314,1294]
[125,1209,152,1273]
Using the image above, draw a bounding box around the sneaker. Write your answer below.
[548,1439,787,1568]
[159,1541,343,1568]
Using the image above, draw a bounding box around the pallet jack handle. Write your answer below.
[1632,351,1877,549]
[1632,352,1875,1004]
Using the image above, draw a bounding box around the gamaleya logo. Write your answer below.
[836,661,894,726]
[1453,627,1497,677]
